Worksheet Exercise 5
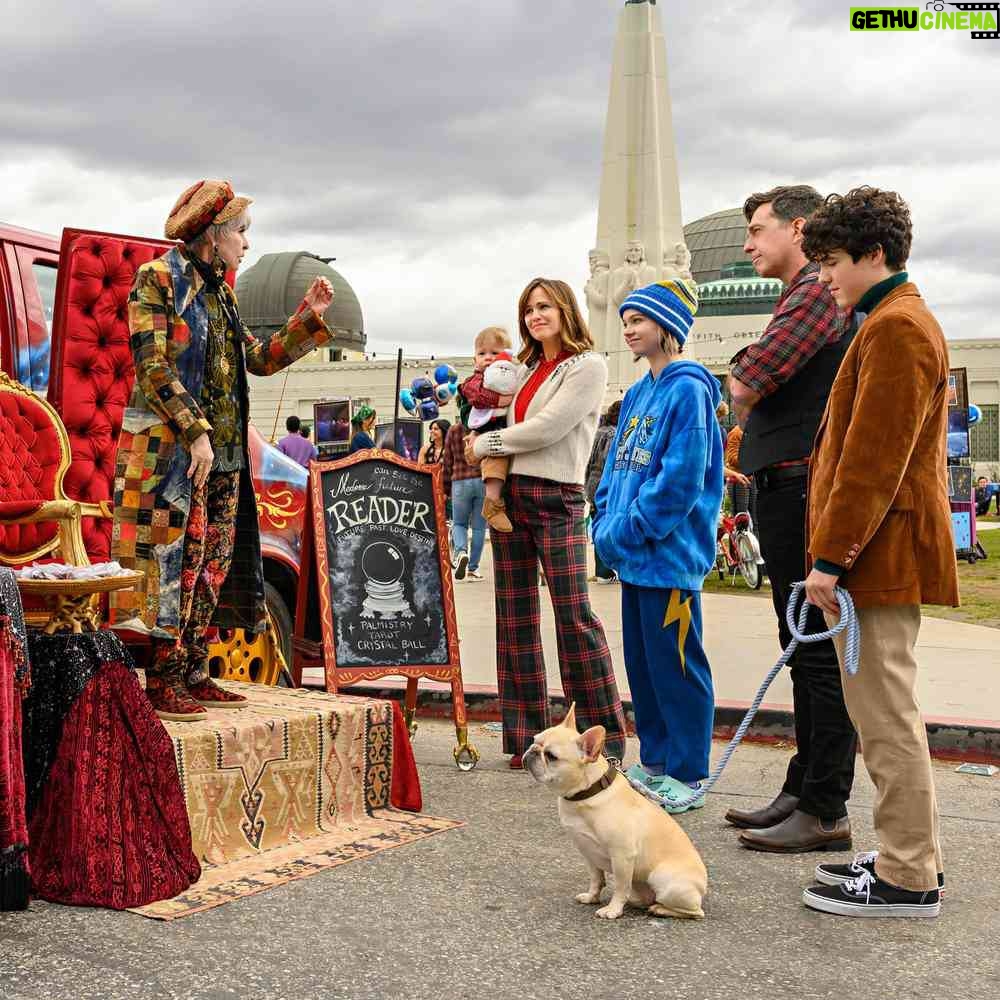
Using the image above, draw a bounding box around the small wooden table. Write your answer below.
[14,572,142,635]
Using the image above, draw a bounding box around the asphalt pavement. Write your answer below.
[3,720,998,1000]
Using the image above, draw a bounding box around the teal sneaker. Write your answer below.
[651,774,706,814]
[624,763,660,788]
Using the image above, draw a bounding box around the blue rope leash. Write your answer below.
[622,582,861,812]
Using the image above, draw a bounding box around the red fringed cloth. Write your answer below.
[0,569,30,910]
[22,630,201,909]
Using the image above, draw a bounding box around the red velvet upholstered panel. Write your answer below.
[0,393,63,559]
[54,236,163,559]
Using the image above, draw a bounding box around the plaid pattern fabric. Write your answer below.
[459,370,501,411]
[442,424,479,494]
[491,475,626,758]
[150,471,239,683]
[730,263,845,398]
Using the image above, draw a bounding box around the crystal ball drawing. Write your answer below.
[361,541,406,585]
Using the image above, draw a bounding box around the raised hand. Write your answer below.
[303,276,335,317]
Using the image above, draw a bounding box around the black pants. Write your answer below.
[755,472,857,819]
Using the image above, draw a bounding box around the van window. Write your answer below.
[19,261,57,395]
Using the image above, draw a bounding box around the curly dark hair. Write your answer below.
[801,186,912,270]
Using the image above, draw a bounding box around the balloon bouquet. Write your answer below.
[399,364,459,421]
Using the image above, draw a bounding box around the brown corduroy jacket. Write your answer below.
[807,282,959,609]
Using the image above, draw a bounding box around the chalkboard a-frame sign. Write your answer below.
[302,448,478,769]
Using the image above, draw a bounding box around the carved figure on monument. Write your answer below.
[584,249,611,344]
[585,250,611,310]
[663,242,693,282]
[612,241,658,307]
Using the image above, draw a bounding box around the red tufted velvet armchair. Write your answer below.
[0,370,112,574]
[48,230,171,561]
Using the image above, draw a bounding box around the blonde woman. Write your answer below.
[469,278,626,767]
[111,179,334,720]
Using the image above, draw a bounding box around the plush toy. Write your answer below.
[469,352,519,430]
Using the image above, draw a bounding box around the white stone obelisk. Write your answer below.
[584,0,693,395]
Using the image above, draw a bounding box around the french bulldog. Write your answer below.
[523,704,707,920]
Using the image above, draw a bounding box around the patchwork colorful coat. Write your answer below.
[110,247,333,639]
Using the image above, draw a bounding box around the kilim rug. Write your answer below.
[130,682,463,920]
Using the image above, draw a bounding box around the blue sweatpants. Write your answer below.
[621,583,714,783]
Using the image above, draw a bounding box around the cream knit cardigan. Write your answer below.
[472,351,607,486]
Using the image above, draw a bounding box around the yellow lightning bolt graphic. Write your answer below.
[663,590,693,676]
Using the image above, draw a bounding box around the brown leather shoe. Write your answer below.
[738,809,851,854]
[725,791,800,829]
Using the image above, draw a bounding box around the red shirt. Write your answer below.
[513,350,571,424]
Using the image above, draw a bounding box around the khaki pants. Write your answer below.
[481,455,509,483]
[825,604,942,892]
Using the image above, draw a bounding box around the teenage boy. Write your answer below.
[593,280,723,811]
[799,186,957,918]
[727,186,858,851]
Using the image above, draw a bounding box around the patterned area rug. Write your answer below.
[131,809,462,920]
[129,682,462,920]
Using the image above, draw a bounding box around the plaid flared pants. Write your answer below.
[491,475,626,758]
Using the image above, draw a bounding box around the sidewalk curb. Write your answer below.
[349,683,1000,765]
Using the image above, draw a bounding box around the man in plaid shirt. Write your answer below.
[724,185,859,853]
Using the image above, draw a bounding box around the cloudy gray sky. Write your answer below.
[2,0,997,356]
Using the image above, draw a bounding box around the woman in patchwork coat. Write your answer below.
[111,180,335,721]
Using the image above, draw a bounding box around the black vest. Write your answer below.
[739,323,855,475]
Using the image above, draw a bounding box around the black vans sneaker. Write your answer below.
[453,552,469,581]
[803,870,940,918]
[815,850,944,893]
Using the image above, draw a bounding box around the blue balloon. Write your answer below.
[968,404,982,426]
[399,388,417,413]
[434,363,457,385]
[411,376,435,401]
[418,398,440,421]
[434,383,452,405]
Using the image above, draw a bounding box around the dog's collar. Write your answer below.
[563,760,618,802]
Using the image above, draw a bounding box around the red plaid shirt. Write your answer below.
[731,263,847,398]
[442,423,479,494]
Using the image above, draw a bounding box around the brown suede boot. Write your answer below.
[482,496,513,533]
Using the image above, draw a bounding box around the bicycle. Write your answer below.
[716,510,765,590]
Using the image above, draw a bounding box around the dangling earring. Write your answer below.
[211,244,225,281]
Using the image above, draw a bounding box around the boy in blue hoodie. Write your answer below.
[593,279,724,813]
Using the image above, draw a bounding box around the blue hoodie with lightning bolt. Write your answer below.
[592,360,724,590]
